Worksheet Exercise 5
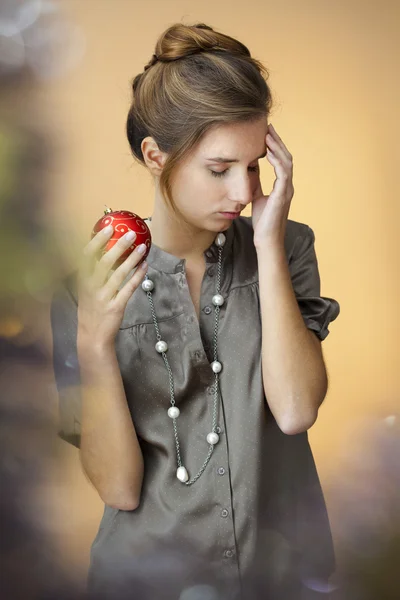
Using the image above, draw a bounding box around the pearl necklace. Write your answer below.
[141,223,226,485]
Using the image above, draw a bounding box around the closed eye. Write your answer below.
[210,165,259,178]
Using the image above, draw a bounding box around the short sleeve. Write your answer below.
[50,279,81,448]
[289,226,340,341]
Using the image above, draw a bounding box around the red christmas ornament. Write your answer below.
[91,206,151,268]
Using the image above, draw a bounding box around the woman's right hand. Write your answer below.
[76,225,148,350]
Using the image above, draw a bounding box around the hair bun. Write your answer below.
[151,22,251,65]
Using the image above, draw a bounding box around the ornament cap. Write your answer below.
[104,205,113,215]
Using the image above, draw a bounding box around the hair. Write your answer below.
[126,22,274,230]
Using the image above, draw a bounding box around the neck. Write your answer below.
[146,207,218,263]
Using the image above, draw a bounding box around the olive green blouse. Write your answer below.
[50,216,340,600]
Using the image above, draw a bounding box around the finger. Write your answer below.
[267,148,289,183]
[269,161,292,205]
[267,144,293,181]
[267,126,292,162]
[94,229,137,287]
[80,225,114,279]
[103,242,148,302]
[266,133,290,162]
[112,260,148,308]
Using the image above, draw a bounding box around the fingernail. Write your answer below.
[125,230,136,240]
[103,225,113,234]
[136,243,146,254]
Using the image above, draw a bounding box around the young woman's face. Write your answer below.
[170,117,268,231]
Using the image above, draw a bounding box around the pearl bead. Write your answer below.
[177,466,189,482]
[211,361,222,373]
[168,406,180,419]
[155,340,168,353]
[212,294,224,306]
[207,432,219,445]
[215,233,226,247]
[141,278,154,292]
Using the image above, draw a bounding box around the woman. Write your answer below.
[51,22,340,600]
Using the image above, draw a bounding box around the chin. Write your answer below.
[207,219,230,232]
[217,217,236,229]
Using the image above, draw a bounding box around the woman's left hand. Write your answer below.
[252,123,294,249]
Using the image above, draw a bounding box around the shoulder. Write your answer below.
[64,270,79,303]
[236,214,311,237]
[235,215,313,260]
[50,270,79,324]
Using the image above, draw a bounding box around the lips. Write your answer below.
[219,211,240,219]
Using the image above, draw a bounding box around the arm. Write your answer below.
[256,241,328,435]
[78,340,144,510]
[251,124,339,434]
[51,228,150,509]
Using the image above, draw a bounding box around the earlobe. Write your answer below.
[141,136,167,174]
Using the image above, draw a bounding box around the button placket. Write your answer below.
[213,434,238,575]
[180,252,218,363]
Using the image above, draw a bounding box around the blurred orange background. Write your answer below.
[41,0,399,588]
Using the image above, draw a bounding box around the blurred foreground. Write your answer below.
[0,1,399,599]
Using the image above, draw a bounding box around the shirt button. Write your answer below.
[223,549,234,558]
[205,250,213,258]
[206,386,214,395]
[194,350,202,360]
[65,353,78,368]
[203,306,212,315]
[221,509,229,518]
[217,467,225,476]
[207,266,215,277]
[215,426,222,434]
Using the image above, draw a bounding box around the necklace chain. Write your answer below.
[142,229,225,485]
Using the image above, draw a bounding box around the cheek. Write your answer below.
[174,172,217,210]
[196,172,225,196]
[183,169,210,189]
[171,170,201,202]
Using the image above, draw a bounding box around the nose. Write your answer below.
[228,173,256,208]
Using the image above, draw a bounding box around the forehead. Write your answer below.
[196,118,268,157]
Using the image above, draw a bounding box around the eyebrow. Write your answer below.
[205,151,267,164]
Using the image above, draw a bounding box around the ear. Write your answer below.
[141,136,168,176]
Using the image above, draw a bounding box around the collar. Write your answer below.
[144,218,235,273]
